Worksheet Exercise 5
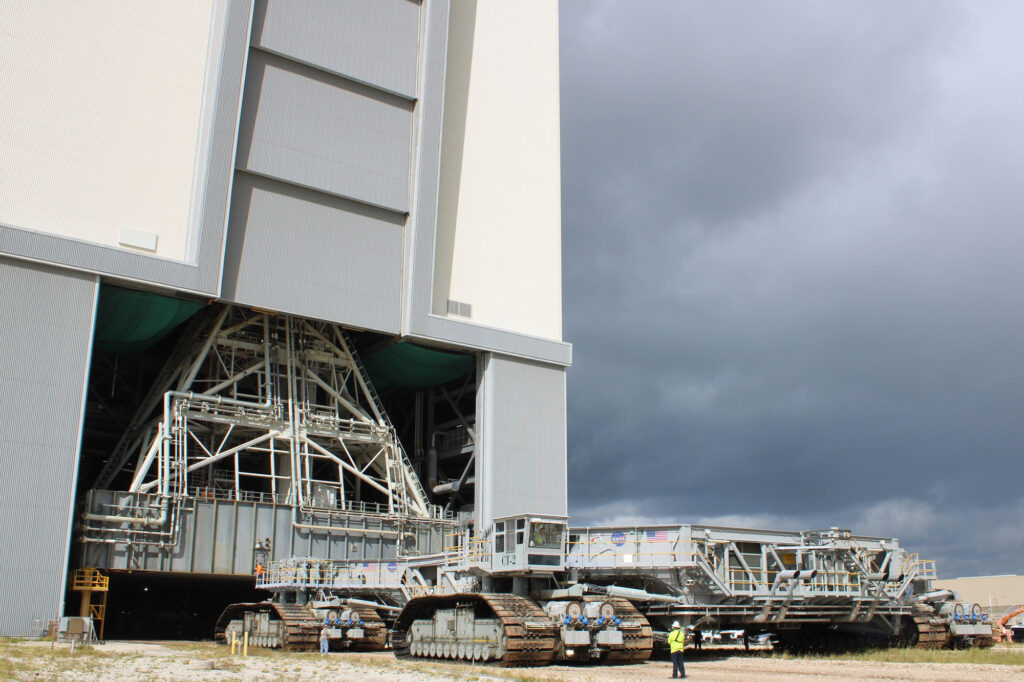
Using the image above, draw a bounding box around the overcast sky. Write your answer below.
[559,0,1024,578]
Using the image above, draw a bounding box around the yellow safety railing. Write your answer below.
[576,535,886,596]
[439,531,491,566]
[70,568,108,640]
[570,532,916,599]
[400,575,432,597]
[257,561,405,589]
[71,568,109,592]
[900,553,937,581]
[725,568,874,594]
[696,540,725,574]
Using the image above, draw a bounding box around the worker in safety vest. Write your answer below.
[667,621,687,678]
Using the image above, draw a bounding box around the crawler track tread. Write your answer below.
[911,605,951,650]
[975,635,996,648]
[347,604,388,651]
[213,601,320,651]
[586,597,653,663]
[392,593,556,667]
[267,603,321,651]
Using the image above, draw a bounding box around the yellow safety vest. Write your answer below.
[667,628,686,653]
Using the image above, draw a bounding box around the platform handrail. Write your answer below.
[71,568,109,591]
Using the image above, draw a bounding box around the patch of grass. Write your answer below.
[209,657,244,672]
[778,646,1024,667]
[163,640,257,661]
[161,640,211,651]
[0,655,35,679]
[0,641,138,681]
[243,645,298,659]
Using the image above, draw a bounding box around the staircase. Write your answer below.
[340,332,433,517]
[93,306,225,490]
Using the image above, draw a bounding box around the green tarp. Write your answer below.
[94,286,201,354]
[363,342,472,391]
[92,286,470,390]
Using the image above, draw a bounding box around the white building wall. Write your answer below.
[0,258,97,636]
[475,353,568,527]
[0,1,222,262]
[432,1,563,342]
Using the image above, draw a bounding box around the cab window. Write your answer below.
[529,523,563,549]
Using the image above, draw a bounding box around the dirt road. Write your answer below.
[517,654,1024,681]
[4,641,1023,681]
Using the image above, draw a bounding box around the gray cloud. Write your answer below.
[560,0,1024,577]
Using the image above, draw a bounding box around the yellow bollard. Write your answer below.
[230,632,237,655]
[243,631,248,657]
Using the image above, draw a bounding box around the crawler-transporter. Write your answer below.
[76,306,990,665]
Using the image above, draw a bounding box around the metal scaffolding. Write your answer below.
[93,306,433,520]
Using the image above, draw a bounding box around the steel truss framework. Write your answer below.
[566,525,935,629]
[96,305,435,520]
[249,522,935,634]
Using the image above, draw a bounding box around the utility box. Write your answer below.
[67,618,86,636]
[58,616,97,643]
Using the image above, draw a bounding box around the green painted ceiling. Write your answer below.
[362,342,473,391]
[93,286,201,354]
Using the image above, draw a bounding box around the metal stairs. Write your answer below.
[93,305,226,490]
[340,332,433,517]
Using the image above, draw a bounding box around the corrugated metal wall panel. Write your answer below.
[310,534,330,560]
[252,0,419,99]
[475,354,568,526]
[274,510,294,562]
[233,506,255,574]
[0,258,97,635]
[237,49,412,213]
[79,494,422,575]
[221,173,404,333]
[213,503,236,573]
[193,503,216,573]
[170,505,196,572]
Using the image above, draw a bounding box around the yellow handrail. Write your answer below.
[71,568,109,592]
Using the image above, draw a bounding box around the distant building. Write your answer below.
[934,575,1024,625]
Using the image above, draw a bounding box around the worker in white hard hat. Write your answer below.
[319,624,329,655]
[667,620,687,678]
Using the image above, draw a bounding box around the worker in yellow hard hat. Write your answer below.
[667,620,687,678]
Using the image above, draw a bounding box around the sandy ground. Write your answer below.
[532,655,1024,681]
[3,641,1024,681]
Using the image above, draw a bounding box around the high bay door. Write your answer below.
[92,306,430,516]
[80,305,457,572]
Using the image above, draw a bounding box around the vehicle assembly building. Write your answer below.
[0,1,991,661]
[1,0,567,637]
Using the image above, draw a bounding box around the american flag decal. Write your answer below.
[647,529,669,541]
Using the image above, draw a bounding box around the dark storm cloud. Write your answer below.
[559,1,1024,577]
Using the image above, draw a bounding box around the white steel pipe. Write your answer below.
[580,583,685,604]
[340,598,403,613]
